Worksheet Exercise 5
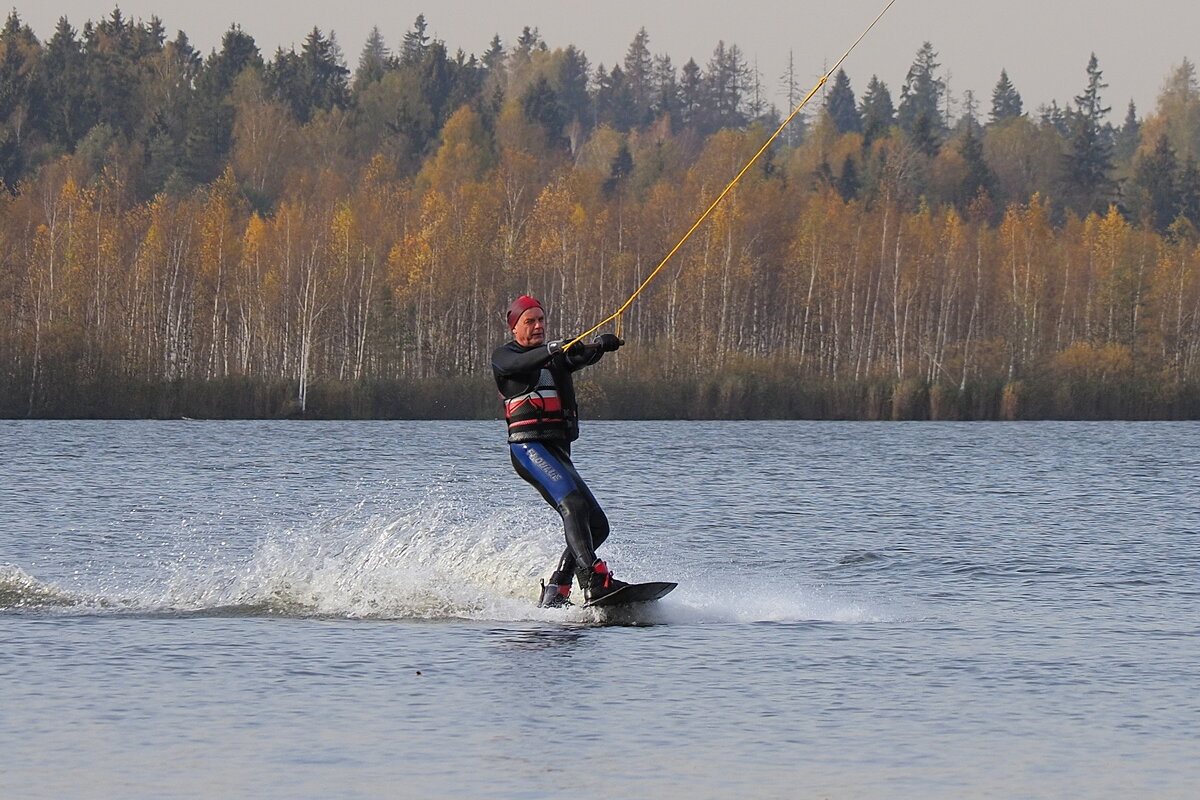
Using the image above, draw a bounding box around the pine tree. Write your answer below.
[521,75,566,146]
[1134,133,1179,231]
[604,141,633,195]
[1061,53,1117,216]
[481,34,504,74]
[142,30,202,193]
[836,154,860,200]
[990,69,1023,124]
[0,10,40,185]
[1039,101,1071,137]
[181,26,261,185]
[1114,101,1140,163]
[623,28,653,127]
[556,45,590,130]
[702,41,747,133]
[824,69,861,134]
[400,15,429,67]
[679,57,703,129]
[39,17,93,148]
[859,75,894,145]
[957,122,996,208]
[1178,155,1200,224]
[266,28,349,123]
[353,26,389,93]
[651,53,679,123]
[84,9,155,137]
[898,42,946,155]
[514,26,543,57]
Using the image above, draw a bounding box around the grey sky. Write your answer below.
[11,1,1198,121]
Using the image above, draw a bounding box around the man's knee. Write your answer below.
[557,491,590,521]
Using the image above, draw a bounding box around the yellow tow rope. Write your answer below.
[566,0,898,350]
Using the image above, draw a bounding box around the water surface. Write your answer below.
[2,421,1197,798]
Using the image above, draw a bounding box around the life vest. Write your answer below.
[503,367,576,441]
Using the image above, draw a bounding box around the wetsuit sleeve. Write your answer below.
[491,342,557,376]
[564,343,604,372]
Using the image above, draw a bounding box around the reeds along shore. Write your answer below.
[7,371,1198,420]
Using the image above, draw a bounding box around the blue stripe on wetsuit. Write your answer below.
[510,442,580,506]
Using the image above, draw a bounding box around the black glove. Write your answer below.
[547,340,565,356]
[594,333,624,352]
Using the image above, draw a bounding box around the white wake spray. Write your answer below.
[4,493,899,624]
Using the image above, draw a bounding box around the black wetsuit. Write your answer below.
[491,339,609,580]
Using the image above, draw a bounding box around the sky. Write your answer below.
[10,1,1200,121]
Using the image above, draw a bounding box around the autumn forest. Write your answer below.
[2,10,1200,419]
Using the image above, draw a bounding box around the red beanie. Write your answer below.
[506,295,543,329]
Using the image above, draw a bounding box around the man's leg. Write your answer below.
[510,442,600,605]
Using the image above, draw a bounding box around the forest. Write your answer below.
[2,9,1200,419]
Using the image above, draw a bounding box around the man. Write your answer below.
[491,295,626,607]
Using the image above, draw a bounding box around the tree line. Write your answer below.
[1,10,1199,419]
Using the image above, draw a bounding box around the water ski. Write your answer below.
[583,581,677,608]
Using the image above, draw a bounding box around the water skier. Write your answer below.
[491,295,627,607]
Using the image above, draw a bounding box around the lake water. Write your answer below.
[1,420,1197,799]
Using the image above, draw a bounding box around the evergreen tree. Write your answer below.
[651,53,679,123]
[204,25,261,96]
[142,30,202,193]
[836,154,860,200]
[84,9,158,138]
[594,64,636,131]
[557,45,591,131]
[521,75,566,146]
[1061,53,1117,216]
[1178,155,1200,224]
[514,27,543,58]
[679,57,703,129]
[957,122,996,209]
[1038,100,1072,136]
[604,141,633,195]
[353,26,389,93]
[898,41,946,154]
[859,75,894,145]
[824,69,861,134]
[1114,101,1140,163]
[958,89,980,132]
[443,48,485,119]
[0,11,40,185]
[182,26,262,184]
[1134,133,1179,231]
[400,15,429,67]
[623,28,653,127]
[701,41,747,133]
[39,17,93,149]
[990,69,1023,124]
[481,34,504,74]
[266,28,349,123]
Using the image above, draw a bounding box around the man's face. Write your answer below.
[513,307,546,347]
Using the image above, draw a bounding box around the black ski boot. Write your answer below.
[537,570,574,608]
[577,559,629,604]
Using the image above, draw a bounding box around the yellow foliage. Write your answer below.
[1051,341,1135,380]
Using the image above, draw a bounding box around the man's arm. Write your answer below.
[491,341,561,377]
[565,334,623,371]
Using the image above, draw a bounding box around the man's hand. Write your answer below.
[594,333,624,352]
[547,340,565,355]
